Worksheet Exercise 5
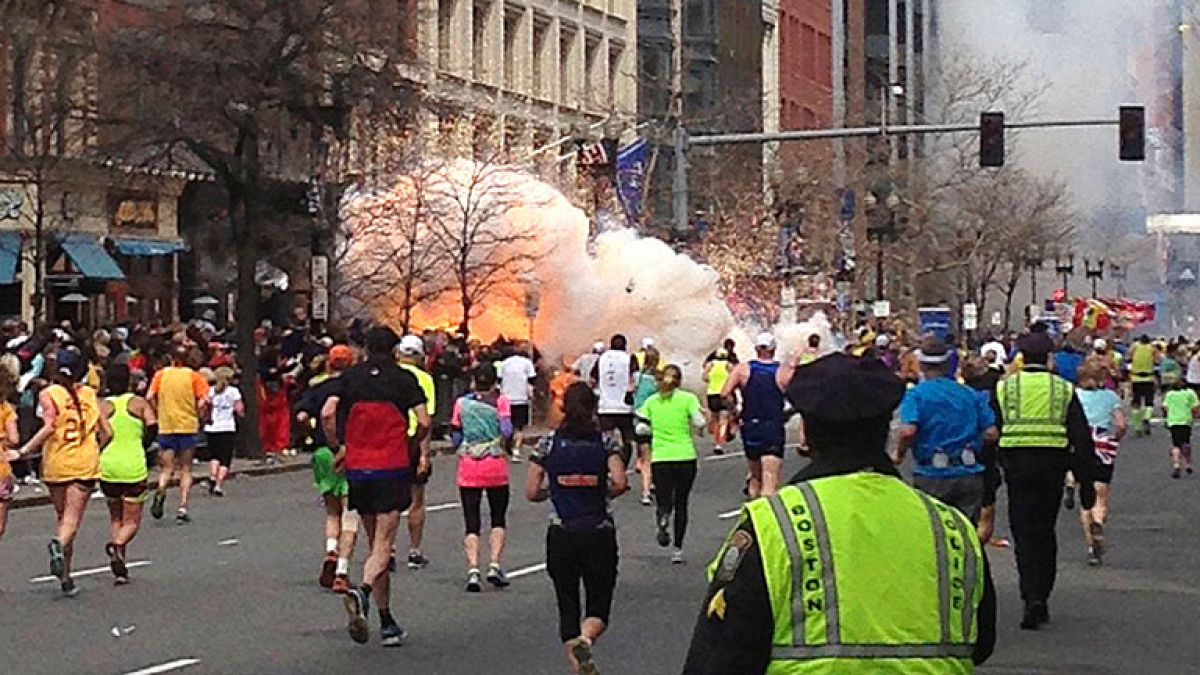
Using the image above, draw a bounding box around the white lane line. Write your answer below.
[718,508,743,520]
[30,560,151,584]
[217,538,240,546]
[508,562,548,579]
[122,658,202,675]
[704,451,745,462]
[400,502,459,517]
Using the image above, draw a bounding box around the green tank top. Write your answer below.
[100,393,147,484]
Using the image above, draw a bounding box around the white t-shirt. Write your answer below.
[206,386,243,433]
[595,350,636,415]
[499,355,536,405]
[1188,356,1200,385]
[980,341,1007,366]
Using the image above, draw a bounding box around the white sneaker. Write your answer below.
[671,549,685,565]
[510,449,523,464]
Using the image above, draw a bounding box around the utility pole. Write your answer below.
[670,0,686,233]
[888,0,900,163]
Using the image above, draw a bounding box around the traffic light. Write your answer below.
[979,112,1005,167]
[1119,105,1145,161]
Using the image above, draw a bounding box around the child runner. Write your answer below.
[99,365,157,584]
[451,364,513,592]
[15,349,112,596]
[528,383,628,675]
[0,365,21,544]
[636,364,707,564]
[1074,363,1126,566]
[1163,381,1199,478]
[204,367,243,496]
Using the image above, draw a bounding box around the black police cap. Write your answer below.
[787,353,906,425]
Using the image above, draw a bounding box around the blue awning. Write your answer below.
[112,237,186,256]
[0,231,20,284]
[59,234,124,280]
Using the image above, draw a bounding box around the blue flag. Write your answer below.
[616,137,649,225]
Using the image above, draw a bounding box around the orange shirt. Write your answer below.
[0,402,14,481]
[149,366,210,435]
[41,384,101,483]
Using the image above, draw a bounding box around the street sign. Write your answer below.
[962,303,978,331]
[873,300,891,318]
[311,256,329,289]
[918,307,952,340]
[312,288,329,321]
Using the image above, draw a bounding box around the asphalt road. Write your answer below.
[0,432,1197,674]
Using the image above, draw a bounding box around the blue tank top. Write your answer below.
[743,361,785,423]
[541,432,613,531]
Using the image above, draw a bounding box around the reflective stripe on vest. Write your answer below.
[997,371,1072,449]
[737,473,983,671]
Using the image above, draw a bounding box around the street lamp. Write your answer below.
[865,187,902,301]
[1054,254,1075,297]
[1085,258,1105,298]
[1023,251,1044,312]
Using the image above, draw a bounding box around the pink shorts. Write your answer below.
[0,477,14,502]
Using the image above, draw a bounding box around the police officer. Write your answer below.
[893,337,999,522]
[682,354,996,674]
[997,332,1096,630]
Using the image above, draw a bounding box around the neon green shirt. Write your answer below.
[706,360,730,396]
[399,362,435,438]
[637,390,702,463]
[1164,388,1199,427]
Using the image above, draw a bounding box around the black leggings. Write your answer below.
[547,526,619,642]
[652,460,697,548]
[460,486,510,535]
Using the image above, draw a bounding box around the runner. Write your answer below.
[591,334,639,466]
[636,364,706,564]
[148,345,210,524]
[527,382,629,675]
[797,333,821,366]
[632,349,661,505]
[203,367,243,497]
[1163,380,1198,479]
[99,364,157,585]
[1074,362,1127,566]
[702,348,732,454]
[499,341,537,462]
[297,345,357,592]
[573,342,605,392]
[397,336,435,570]
[322,327,429,646]
[451,364,514,592]
[0,364,21,545]
[1127,335,1158,437]
[720,332,794,498]
[14,349,112,596]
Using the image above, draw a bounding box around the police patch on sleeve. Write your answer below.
[715,529,753,584]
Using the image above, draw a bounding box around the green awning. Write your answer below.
[59,234,124,280]
[0,231,20,284]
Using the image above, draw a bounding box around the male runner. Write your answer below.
[591,334,640,465]
[500,341,537,461]
[397,335,435,569]
[323,327,429,647]
[721,333,793,497]
[1128,335,1158,437]
[148,345,209,524]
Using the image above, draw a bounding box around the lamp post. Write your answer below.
[1023,252,1043,319]
[865,189,901,301]
[1054,254,1075,297]
[1085,258,1105,298]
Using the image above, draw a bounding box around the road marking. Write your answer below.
[508,562,548,579]
[704,451,745,462]
[217,538,240,546]
[30,560,151,584]
[122,658,202,675]
[718,508,743,520]
[401,502,459,517]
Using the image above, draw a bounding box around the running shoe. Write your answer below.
[48,538,66,579]
[106,542,128,583]
[60,578,79,598]
[213,485,225,497]
[150,491,166,520]
[380,622,409,647]
[1062,485,1075,511]
[332,575,350,594]
[175,509,192,524]
[568,637,599,675]
[640,494,652,507]
[656,516,670,548]
[1087,546,1102,567]
[510,449,523,464]
[1090,522,1106,551]
[343,586,371,644]
[487,564,510,588]
[1172,467,1182,479]
[406,550,430,570]
[671,549,685,565]
[320,554,337,589]
[207,481,215,497]
[713,446,724,456]
[465,568,482,593]
[1188,466,1195,475]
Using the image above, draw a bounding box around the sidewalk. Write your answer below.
[8,427,550,510]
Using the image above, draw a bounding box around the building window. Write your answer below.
[438,0,455,70]
[504,7,522,91]
[608,44,623,107]
[818,32,832,88]
[559,26,576,107]
[532,16,549,97]
[584,34,600,109]
[473,1,491,83]
[801,24,817,82]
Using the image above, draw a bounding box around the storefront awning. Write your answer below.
[0,231,21,284]
[59,234,124,280]
[112,237,186,256]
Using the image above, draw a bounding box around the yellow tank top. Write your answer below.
[42,384,101,483]
[707,360,730,395]
[1130,344,1155,383]
[0,402,14,481]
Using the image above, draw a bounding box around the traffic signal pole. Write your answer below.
[672,117,1123,231]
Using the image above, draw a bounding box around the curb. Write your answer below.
[8,432,548,511]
